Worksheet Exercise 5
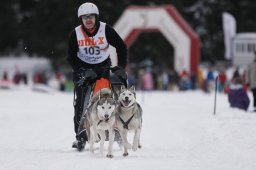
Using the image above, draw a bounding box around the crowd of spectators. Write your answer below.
[0,65,249,93]
[1,63,255,112]
[0,69,73,92]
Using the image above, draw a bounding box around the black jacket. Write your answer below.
[67,23,127,72]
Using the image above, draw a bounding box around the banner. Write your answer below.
[222,12,236,59]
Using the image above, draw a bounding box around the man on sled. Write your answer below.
[67,2,127,151]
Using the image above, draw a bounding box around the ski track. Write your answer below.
[1,88,256,170]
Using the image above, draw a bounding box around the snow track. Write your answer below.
[1,88,256,170]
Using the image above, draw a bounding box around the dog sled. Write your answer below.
[73,67,127,151]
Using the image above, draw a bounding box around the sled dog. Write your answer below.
[116,85,142,156]
[85,88,116,158]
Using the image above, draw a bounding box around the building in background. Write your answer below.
[0,56,52,85]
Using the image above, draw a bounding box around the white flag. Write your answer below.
[222,12,236,59]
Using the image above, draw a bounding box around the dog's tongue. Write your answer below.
[123,100,130,106]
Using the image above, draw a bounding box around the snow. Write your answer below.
[1,87,256,170]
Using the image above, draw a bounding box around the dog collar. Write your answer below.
[97,115,112,126]
[120,102,135,108]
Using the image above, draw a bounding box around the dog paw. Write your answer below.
[106,154,114,158]
[94,136,100,143]
[132,145,138,151]
[100,147,104,154]
[89,148,94,153]
[123,152,128,157]
[92,133,100,143]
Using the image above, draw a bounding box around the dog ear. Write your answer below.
[120,85,126,90]
[114,89,120,101]
[129,85,135,91]
[129,85,136,98]
[115,89,120,95]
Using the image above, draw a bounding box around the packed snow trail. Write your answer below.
[1,87,256,170]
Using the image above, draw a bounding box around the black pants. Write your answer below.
[72,66,111,140]
[252,88,256,108]
[73,85,87,136]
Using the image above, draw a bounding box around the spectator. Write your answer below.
[142,69,153,90]
[21,73,28,85]
[206,67,215,92]
[161,71,169,90]
[179,69,191,90]
[13,71,21,85]
[169,70,180,91]
[2,71,8,80]
[228,76,250,111]
[128,73,137,87]
[247,51,256,112]
[218,70,227,93]
[190,71,197,90]
[197,68,205,90]
[232,67,240,80]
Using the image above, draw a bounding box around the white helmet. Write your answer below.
[78,2,99,18]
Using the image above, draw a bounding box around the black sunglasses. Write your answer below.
[81,15,95,20]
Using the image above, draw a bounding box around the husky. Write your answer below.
[116,85,142,156]
[85,88,116,158]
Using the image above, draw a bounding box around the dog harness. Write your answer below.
[97,120,103,126]
[118,102,142,129]
[97,118,108,126]
[118,114,134,129]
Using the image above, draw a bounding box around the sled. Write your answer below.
[74,67,127,151]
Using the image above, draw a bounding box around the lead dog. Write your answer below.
[116,85,142,156]
[85,88,116,158]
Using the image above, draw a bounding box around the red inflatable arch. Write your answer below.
[109,5,200,73]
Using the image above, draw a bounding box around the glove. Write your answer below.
[77,68,97,79]
[77,68,86,78]
[111,66,127,80]
[76,68,97,86]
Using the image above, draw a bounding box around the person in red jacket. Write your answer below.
[218,70,227,93]
[67,2,127,151]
